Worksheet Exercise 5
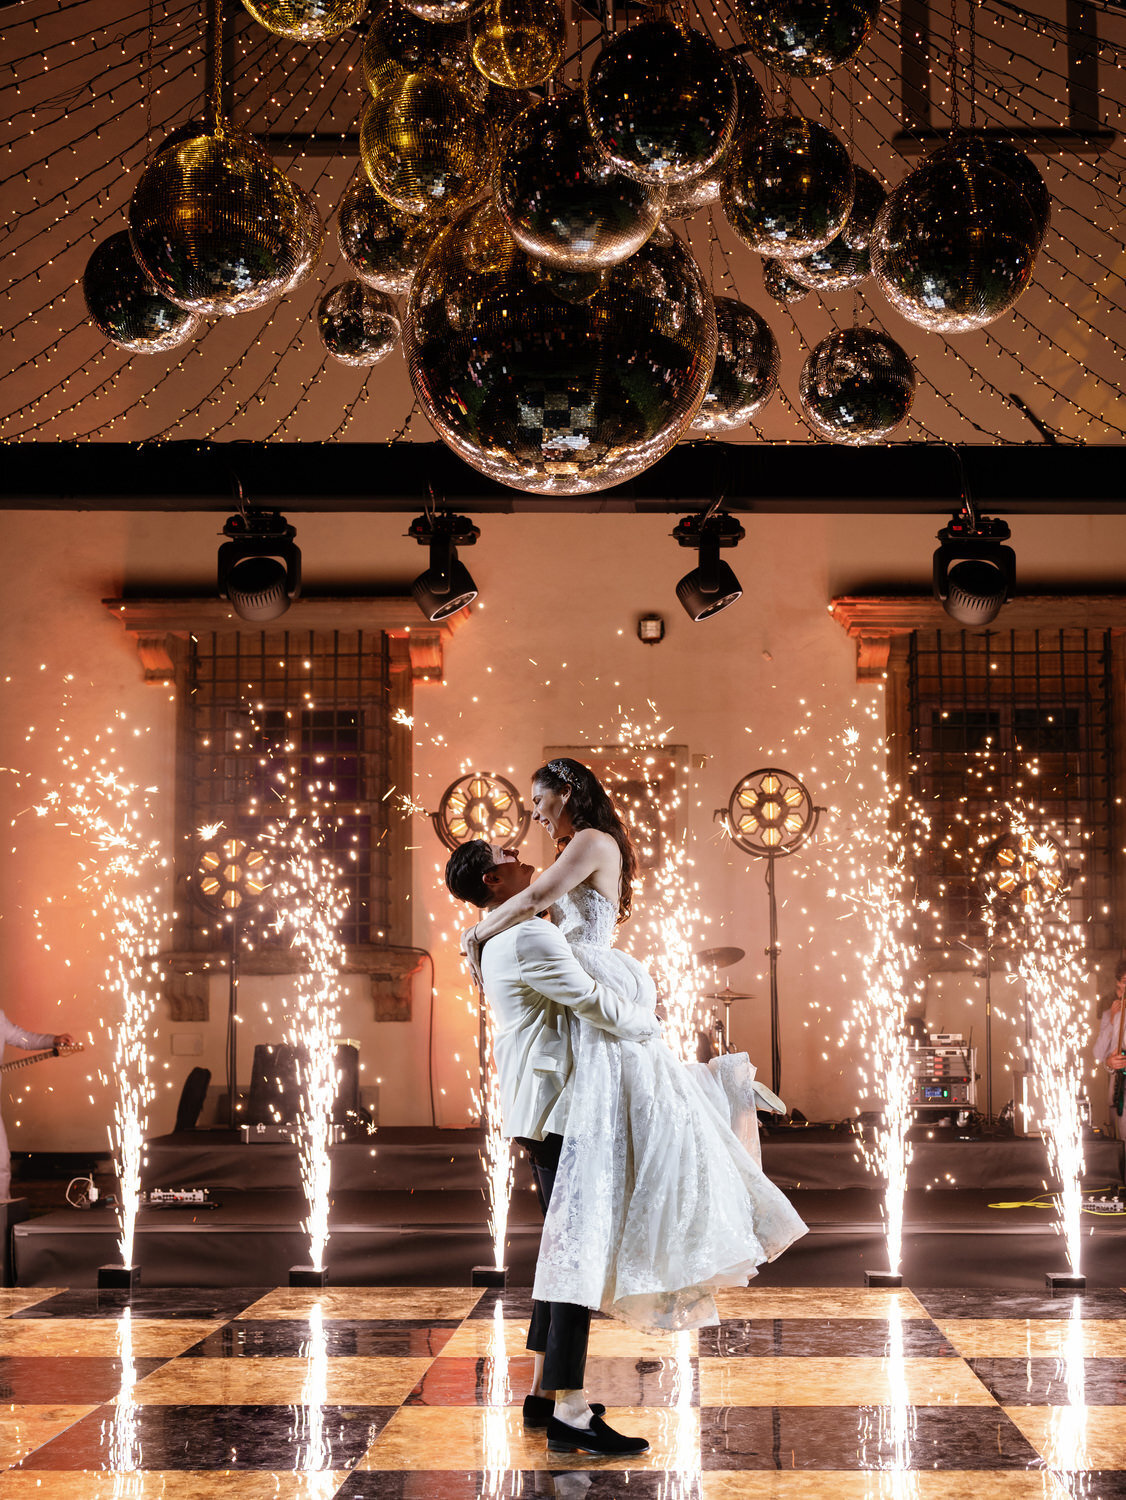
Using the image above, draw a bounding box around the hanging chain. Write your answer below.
[968,0,978,130]
[948,0,960,134]
[145,0,155,146]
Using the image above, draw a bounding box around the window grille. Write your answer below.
[179,628,396,950]
[908,626,1116,953]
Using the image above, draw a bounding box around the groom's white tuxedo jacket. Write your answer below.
[480,915,658,1142]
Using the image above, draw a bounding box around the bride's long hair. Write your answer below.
[532,757,637,923]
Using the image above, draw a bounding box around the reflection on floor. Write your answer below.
[2,1283,1124,1497]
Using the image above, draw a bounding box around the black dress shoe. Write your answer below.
[523,1394,605,1428]
[546,1413,649,1455]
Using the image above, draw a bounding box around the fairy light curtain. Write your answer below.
[1,0,1123,448]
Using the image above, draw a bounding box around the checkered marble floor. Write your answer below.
[1,1283,1124,1498]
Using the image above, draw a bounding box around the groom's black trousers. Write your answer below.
[515,1132,591,1392]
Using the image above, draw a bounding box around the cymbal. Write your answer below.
[703,990,757,1002]
[695,946,745,969]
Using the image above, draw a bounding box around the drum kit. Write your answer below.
[694,945,755,1060]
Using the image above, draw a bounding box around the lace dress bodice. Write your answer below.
[550,883,617,950]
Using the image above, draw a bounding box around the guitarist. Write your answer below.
[1094,958,1126,1143]
[0,1010,76,1201]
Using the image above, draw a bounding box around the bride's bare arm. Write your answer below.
[469,828,612,944]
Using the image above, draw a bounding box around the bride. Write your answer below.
[464,755,807,1333]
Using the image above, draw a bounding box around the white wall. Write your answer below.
[0,506,1121,1152]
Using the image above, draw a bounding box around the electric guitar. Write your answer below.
[0,1042,84,1075]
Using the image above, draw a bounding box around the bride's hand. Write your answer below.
[461,925,484,989]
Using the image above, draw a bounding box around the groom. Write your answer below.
[445,839,653,1457]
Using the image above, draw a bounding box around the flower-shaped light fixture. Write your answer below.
[726,768,818,856]
[433,773,529,852]
[194,835,271,910]
[982,828,1069,917]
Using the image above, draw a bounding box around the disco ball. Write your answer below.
[495,91,664,270]
[841,165,885,250]
[736,0,880,75]
[404,200,717,494]
[360,70,489,215]
[799,326,916,444]
[338,176,432,294]
[363,0,476,97]
[691,296,779,431]
[471,0,564,89]
[401,0,478,19]
[585,21,738,186]
[788,232,868,290]
[317,280,401,365]
[240,0,366,40]
[936,135,1051,251]
[128,129,308,315]
[663,52,768,217]
[722,115,854,258]
[82,231,200,353]
[761,256,809,303]
[871,150,1040,332]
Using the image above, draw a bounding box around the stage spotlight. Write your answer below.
[672,507,745,622]
[408,510,480,621]
[218,509,301,622]
[933,508,1015,626]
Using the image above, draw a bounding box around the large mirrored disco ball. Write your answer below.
[585,21,737,186]
[788,232,868,291]
[360,70,489,216]
[691,296,779,431]
[128,129,308,315]
[664,52,768,217]
[471,0,564,89]
[338,176,432,294]
[496,91,664,270]
[799,326,915,443]
[723,115,854,257]
[736,0,880,75]
[841,165,885,250]
[363,0,477,97]
[240,0,366,40]
[935,135,1051,252]
[762,256,809,303]
[318,280,401,365]
[871,150,1039,332]
[82,231,200,353]
[404,201,717,494]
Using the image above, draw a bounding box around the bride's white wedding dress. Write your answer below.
[532,883,808,1334]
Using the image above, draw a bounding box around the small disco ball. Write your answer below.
[722,114,854,258]
[240,0,366,40]
[585,21,738,186]
[691,296,779,431]
[338,176,432,294]
[360,70,489,216]
[799,326,916,444]
[471,0,564,89]
[936,135,1051,251]
[317,280,401,365]
[495,91,664,270]
[128,129,308,315]
[788,232,869,291]
[82,231,200,353]
[663,52,768,217]
[871,150,1039,333]
[363,0,477,97]
[761,256,809,303]
[404,200,717,494]
[841,165,885,250]
[736,0,880,76]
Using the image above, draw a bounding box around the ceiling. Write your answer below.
[2,0,1124,495]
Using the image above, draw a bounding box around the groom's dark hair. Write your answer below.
[445,840,495,907]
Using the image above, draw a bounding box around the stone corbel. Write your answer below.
[165,972,211,1023]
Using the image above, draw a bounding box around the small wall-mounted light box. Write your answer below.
[637,614,665,644]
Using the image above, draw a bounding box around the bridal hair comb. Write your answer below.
[547,759,578,785]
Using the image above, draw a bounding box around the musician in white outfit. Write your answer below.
[0,1011,75,1200]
